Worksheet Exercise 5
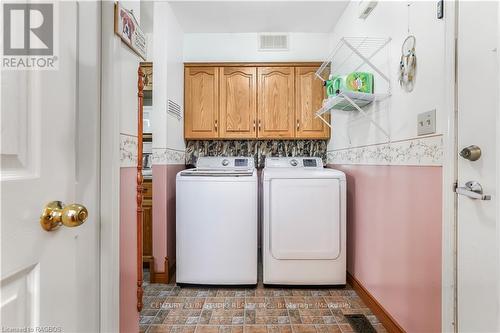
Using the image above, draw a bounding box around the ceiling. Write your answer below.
[169,1,349,33]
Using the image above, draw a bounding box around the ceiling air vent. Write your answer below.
[259,34,289,51]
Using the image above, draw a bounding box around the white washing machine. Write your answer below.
[176,157,257,285]
[262,157,346,285]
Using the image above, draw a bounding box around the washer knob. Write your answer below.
[222,159,230,166]
[290,159,298,167]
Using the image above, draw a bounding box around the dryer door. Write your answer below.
[269,178,341,260]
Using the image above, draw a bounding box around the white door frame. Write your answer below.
[442,1,457,332]
[99,66,121,331]
[97,1,500,332]
[100,1,121,331]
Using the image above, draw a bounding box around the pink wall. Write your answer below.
[152,165,167,272]
[166,164,186,269]
[152,164,186,273]
[329,164,442,333]
[120,167,139,333]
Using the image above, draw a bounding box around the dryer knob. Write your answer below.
[290,159,298,167]
[222,159,230,166]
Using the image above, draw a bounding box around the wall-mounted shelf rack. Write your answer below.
[315,37,392,141]
[316,91,391,139]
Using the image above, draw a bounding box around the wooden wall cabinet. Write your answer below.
[257,67,295,139]
[184,63,329,140]
[295,67,330,139]
[185,67,219,139]
[220,67,257,138]
[142,179,153,265]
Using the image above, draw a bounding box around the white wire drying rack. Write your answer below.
[315,37,392,141]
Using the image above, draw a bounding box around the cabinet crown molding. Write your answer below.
[184,62,323,67]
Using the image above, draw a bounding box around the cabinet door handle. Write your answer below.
[258,119,261,131]
[214,119,218,131]
[253,120,256,131]
[296,119,300,131]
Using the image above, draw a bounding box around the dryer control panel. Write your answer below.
[264,157,324,168]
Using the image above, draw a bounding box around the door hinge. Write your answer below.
[454,37,458,84]
[453,181,458,192]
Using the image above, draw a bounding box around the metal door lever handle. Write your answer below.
[456,181,491,200]
[456,187,491,200]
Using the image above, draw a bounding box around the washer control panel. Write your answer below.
[265,157,323,168]
[234,158,248,167]
[196,157,254,169]
[303,159,318,167]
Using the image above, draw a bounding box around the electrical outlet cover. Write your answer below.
[417,109,436,136]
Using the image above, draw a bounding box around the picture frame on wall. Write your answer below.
[114,1,147,60]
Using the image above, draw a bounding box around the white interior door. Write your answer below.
[456,2,499,331]
[1,2,100,332]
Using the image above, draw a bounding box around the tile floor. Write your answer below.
[139,270,386,333]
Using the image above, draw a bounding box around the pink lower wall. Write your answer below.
[120,167,139,333]
[166,164,186,269]
[152,165,167,272]
[329,164,442,333]
[152,164,186,273]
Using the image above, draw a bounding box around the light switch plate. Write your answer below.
[417,109,436,136]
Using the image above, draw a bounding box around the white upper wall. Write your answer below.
[102,0,142,136]
[327,1,446,150]
[153,2,167,148]
[165,4,185,152]
[183,32,331,62]
[175,1,346,63]
[153,2,185,153]
[170,1,348,33]
[141,1,154,61]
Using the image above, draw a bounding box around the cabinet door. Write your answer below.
[257,67,295,138]
[220,67,257,138]
[295,67,330,139]
[142,200,153,260]
[142,181,153,261]
[184,67,219,139]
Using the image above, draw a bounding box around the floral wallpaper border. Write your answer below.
[152,148,186,165]
[120,134,138,168]
[327,135,444,166]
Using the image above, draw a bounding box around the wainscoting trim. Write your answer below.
[347,272,405,333]
[152,148,186,165]
[327,135,443,166]
[120,133,138,168]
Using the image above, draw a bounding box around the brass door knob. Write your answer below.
[40,201,88,231]
[460,145,481,161]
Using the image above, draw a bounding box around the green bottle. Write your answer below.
[345,72,374,93]
[324,79,336,97]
